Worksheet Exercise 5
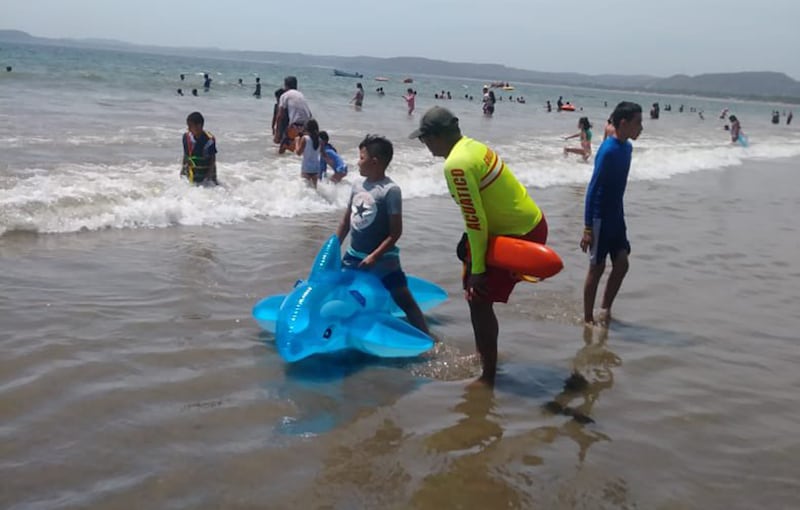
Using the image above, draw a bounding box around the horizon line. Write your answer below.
[4,28,800,82]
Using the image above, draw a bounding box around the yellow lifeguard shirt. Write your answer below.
[444,136,542,273]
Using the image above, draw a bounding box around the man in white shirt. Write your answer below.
[273,76,313,154]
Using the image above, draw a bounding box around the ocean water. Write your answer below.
[1,43,798,235]
[2,42,800,510]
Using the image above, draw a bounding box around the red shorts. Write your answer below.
[459,216,549,303]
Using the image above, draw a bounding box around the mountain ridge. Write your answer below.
[2,30,799,102]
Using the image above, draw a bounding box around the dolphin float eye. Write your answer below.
[349,290,366,307]
[323,327,333,339]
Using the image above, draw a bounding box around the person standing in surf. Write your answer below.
[181,111,218,186]
[295,119,322,188]
[603,116,615,141]
[728,115,743,144]
[563,117,593,162]
[273,76,313,154]
[403,88,416,115]
[481,86,495,116]
[335,134,430,335]
[411,107,548,386]
[271,87,285,140]
[580,101,643,326]
[351,82,365,110]
[318,131,348,183]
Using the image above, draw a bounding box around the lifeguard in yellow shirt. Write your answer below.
[411,106,548,386]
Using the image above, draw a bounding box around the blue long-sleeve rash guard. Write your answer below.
[584,137,633,229]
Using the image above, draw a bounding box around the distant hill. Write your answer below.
[645,72,800,100]
[0,29,140,50]
[0,29,37,43]
[2,29,799,102]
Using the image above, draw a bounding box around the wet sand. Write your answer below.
[1,158,799,509]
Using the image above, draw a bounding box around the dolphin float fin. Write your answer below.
[348,314,434,358]
[252,294,287,333]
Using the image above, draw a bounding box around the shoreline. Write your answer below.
[2,153,798,240]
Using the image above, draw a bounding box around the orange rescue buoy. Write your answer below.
[487,236,563,280]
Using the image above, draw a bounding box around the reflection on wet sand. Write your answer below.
[544,326,620,421]
[410,325,623,508]
[310,418,413,509]
[275,352,426,436]
[413,384,525,509]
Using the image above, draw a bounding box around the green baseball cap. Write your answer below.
[408,106,460,139]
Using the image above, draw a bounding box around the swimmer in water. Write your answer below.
[563,116,593,162]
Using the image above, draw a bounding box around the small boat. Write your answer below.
[333,69,363,78]
[375,76,390,82]
[491,81,514,90]
[403,77,413,83]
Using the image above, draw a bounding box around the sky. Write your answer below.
[3,0,799,79]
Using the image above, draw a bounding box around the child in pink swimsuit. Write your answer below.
[403,88,416,115]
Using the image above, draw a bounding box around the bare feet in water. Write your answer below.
[584,309,612,328]
[597,308,611,327]
[467,374,495,389]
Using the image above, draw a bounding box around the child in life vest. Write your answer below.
[181,111,218,185]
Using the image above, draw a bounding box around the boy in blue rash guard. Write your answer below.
[335,134,429,334]
[318,131,348,183]
[580,101,643,325]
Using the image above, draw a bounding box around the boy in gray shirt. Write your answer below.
[335,135,430,335]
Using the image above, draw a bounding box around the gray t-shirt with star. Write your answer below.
[348,177,402,257]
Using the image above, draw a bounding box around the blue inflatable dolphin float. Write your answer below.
[252,235,447,362]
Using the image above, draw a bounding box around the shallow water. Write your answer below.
[3,42,800,509]
[2,155,800,509]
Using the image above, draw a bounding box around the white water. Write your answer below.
[4,135,799,235]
